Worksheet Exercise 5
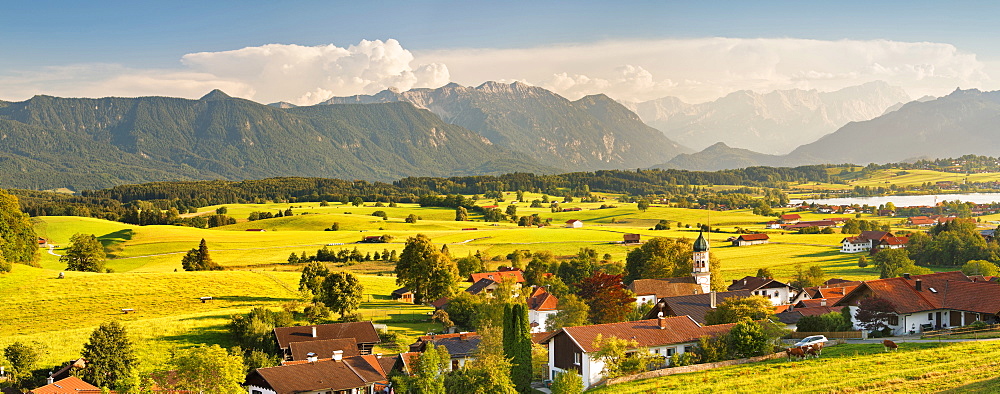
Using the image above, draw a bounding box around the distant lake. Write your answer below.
[791,193,1000,207]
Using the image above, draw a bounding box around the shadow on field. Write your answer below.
[213,295,290,305]
[938,376,1000,393]
[100,229,135,258]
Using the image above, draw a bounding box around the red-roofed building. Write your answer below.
[29,377,100,394]
[835,271,1000,335]
[245,354,389,394]
[731,233,770,246]
[908,216,936,226]
[469,269,525,284]
[565,219,583,228]
[538,316,736,389]
[840,231,894,253]
[527,286,560,333]
[779,214,801,224]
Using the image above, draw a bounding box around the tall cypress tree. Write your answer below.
[511,303,533,393]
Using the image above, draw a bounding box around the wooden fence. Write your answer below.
[790,331,863,339]
[922,324,1000,339]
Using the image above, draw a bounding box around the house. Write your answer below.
[565,219,583,228]
[245,354,389,394]
[245,229,266,232]
[391,287,414,304]
[627,278,702,306]
[273,322,381,360]
[623,233,641,244]
[783,220,837,230]
[641,290,754,325]
[527,287,559,333]
[834,271,1000,335]
[816,207,834,214]
[840,231,894,253]
[538,316,736,389]
[731,233,769,246]
[469,269,525,284]
[872,236,909,254]
[878,210,896,217]
[779,214,801,224]
[726,276,797,306]
[287,338,359,362]
[765,221,782,229]
[29,376,100,394]
[908,216,937,226]
[409,332,481,371]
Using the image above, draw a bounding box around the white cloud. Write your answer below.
[0,37,995,105]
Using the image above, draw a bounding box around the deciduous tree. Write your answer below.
[396,234,459,303]
[854,297,897,333]
[550,370,583,394]
[164,345,244,394]
[961,260,1000,276]
[0,189,38,271]
[704,295,774,325]
[3,341,39,383]
[576,272,635,324]
[80,321,137,391]
[61,233,106,272]
[320,271,364,319]
[545,294,589,331]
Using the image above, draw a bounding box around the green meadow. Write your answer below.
[589,341,1000,393]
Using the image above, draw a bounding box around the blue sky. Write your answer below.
[1,1,997,103]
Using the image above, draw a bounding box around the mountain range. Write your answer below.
[657,88,1000,170]
[626,81,911,154]
[321,81,689,170]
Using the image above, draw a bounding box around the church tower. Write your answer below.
[692,232,711,294]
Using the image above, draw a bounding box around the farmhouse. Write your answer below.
[726,276,797,305]
[765,221,782,229]
[565,219,583,228]
[469,268,525,284]
[872,236,909,254]
[623,233,641,244]
[273,322,380,360]
[627,277,702,306]
[783,220,836,230]
[527,286,560,333]
[245,354,390,394]
[538,316,736,389]
[641,290,754,325]
[835,271,1000,335]
[390,287,414,304]
[287,338,359,362]
[840,231,895,253]
[779,214,801,224]
[29,376,100,394]
[731,233,769,246]
[409,332,481,371]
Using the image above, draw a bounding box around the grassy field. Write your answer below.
[589,341,1000,393]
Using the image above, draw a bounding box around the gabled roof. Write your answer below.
[469,270,525,283]
[796,297,844,308]
[288,338,359,361]
[465,278,496,295]
[780,214,801,220]
[247,355,387,394]
[430,297,451,309]
[565,219,582,224]
[735,234,769,241]
[644,290,755,325]
[414,333,482,357]
[627,277,701,298]
[835,271,1000,315]
[858,231,892,241]
[879,236,909,246]
[528,287,559,311]
[391,287,411,296]
[274,322,380,349]
[30,377,99,394]
[540,316,736,353]
[727,276,790,291]
[775,305,843,324]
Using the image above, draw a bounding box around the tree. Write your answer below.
[592,335,658,378]
[320,272,364,318]
[228,307,288,352]
[755,268,773,278]
[523,252,556,286]
[576,272,635,324]
[61,233,107,272]
[455,206,469,221]
[789,264,826,288]
[858,255,869,268]
[303,302,331,323]
[396,234,460,303]
[406,343,449,394]
[961,260,1000,276]
[624,237,708,284]
[872,249,929,279]
[456,254,486,280]
[443,325,517,394]
[550,370,583,394]
[298,260,330,295]
[352,197,363,207]
[637,199,650,212]
[796,311,852,332]
[3,341,39,383]
[163,345,244,394]
[80,320,137,391]
[704,295,774,325]
[505,204,518,219]
[405,214,419,223]
[0,188,39,271]
[181,239,222,271]
[503,304,532,393]
[432,309,454,330]
[545,294,590,331]
[854,297,896,333]
[726,319,774,359]
[444,292,482,330]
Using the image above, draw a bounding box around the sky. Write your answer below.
[2,0,999,105]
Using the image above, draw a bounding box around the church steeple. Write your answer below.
[692,232,711,293]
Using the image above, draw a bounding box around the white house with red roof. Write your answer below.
[538,316,736,389]
[565,219,583,228]
[835,271,1000,335]
[526,286,559,333]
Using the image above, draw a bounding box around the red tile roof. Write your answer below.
[288,338,359,361]
[273,322,380,349]
[527,287,559,311]
[627,277,701,298]
[469,270,524,283]
[30,377,99,394]
[836,271,1000,315]
[780,214,801,220]
[541,316,736,353]
[735,234,769,241]
[248,355,387,394]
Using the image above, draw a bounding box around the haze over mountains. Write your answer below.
[322,81,689,170]
[626,81,911,154]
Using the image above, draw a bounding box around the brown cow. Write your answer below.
[810,341,824,355]
[785,346,806,360]
[803,344,820,359]
[882,339,898,352]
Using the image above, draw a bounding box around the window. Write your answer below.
[888,315,898,325]
[928,313,934,320]
[683,345,694,353]
[665,348,674,357]
[573,352,581,365]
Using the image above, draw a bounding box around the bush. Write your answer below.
[670,351,699,367]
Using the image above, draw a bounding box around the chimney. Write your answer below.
[307,352,318,362]
[903,273,911,279]
[312,326,317,338]
[47,372,54,385]
[657,316,667,329]
[915,279,922,291]
[820,299,827,307]
[332,350,343,361]
[710,291,717,309]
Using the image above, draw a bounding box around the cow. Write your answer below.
[809,341,824,355]
[785,346,806,361]
[803,344,820,359]
[882,339,898,352]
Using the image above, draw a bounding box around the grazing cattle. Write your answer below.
[785,346,806,360]
[882,339,898,352]
[810,341,824,355]
[803,344,820,359]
